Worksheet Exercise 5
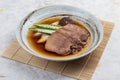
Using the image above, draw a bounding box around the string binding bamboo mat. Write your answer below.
[2,21,114,80]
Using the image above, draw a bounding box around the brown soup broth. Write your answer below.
[27,17,91,58]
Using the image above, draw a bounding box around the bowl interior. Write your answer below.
[16,5,103,61]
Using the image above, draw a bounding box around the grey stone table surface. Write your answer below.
[0,0,120,80]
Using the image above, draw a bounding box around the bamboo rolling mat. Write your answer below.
[2,21,114,80]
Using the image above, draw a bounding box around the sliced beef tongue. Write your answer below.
[45,24,89,56]
[63,24,89,46]
[45,32,72,55]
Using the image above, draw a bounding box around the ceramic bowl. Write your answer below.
[16,5,103,61]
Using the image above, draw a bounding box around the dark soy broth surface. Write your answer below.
[27,17,91,59]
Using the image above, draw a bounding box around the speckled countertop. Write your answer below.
[0,0,120,80]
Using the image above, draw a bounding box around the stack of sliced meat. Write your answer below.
[45,22,89,55]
